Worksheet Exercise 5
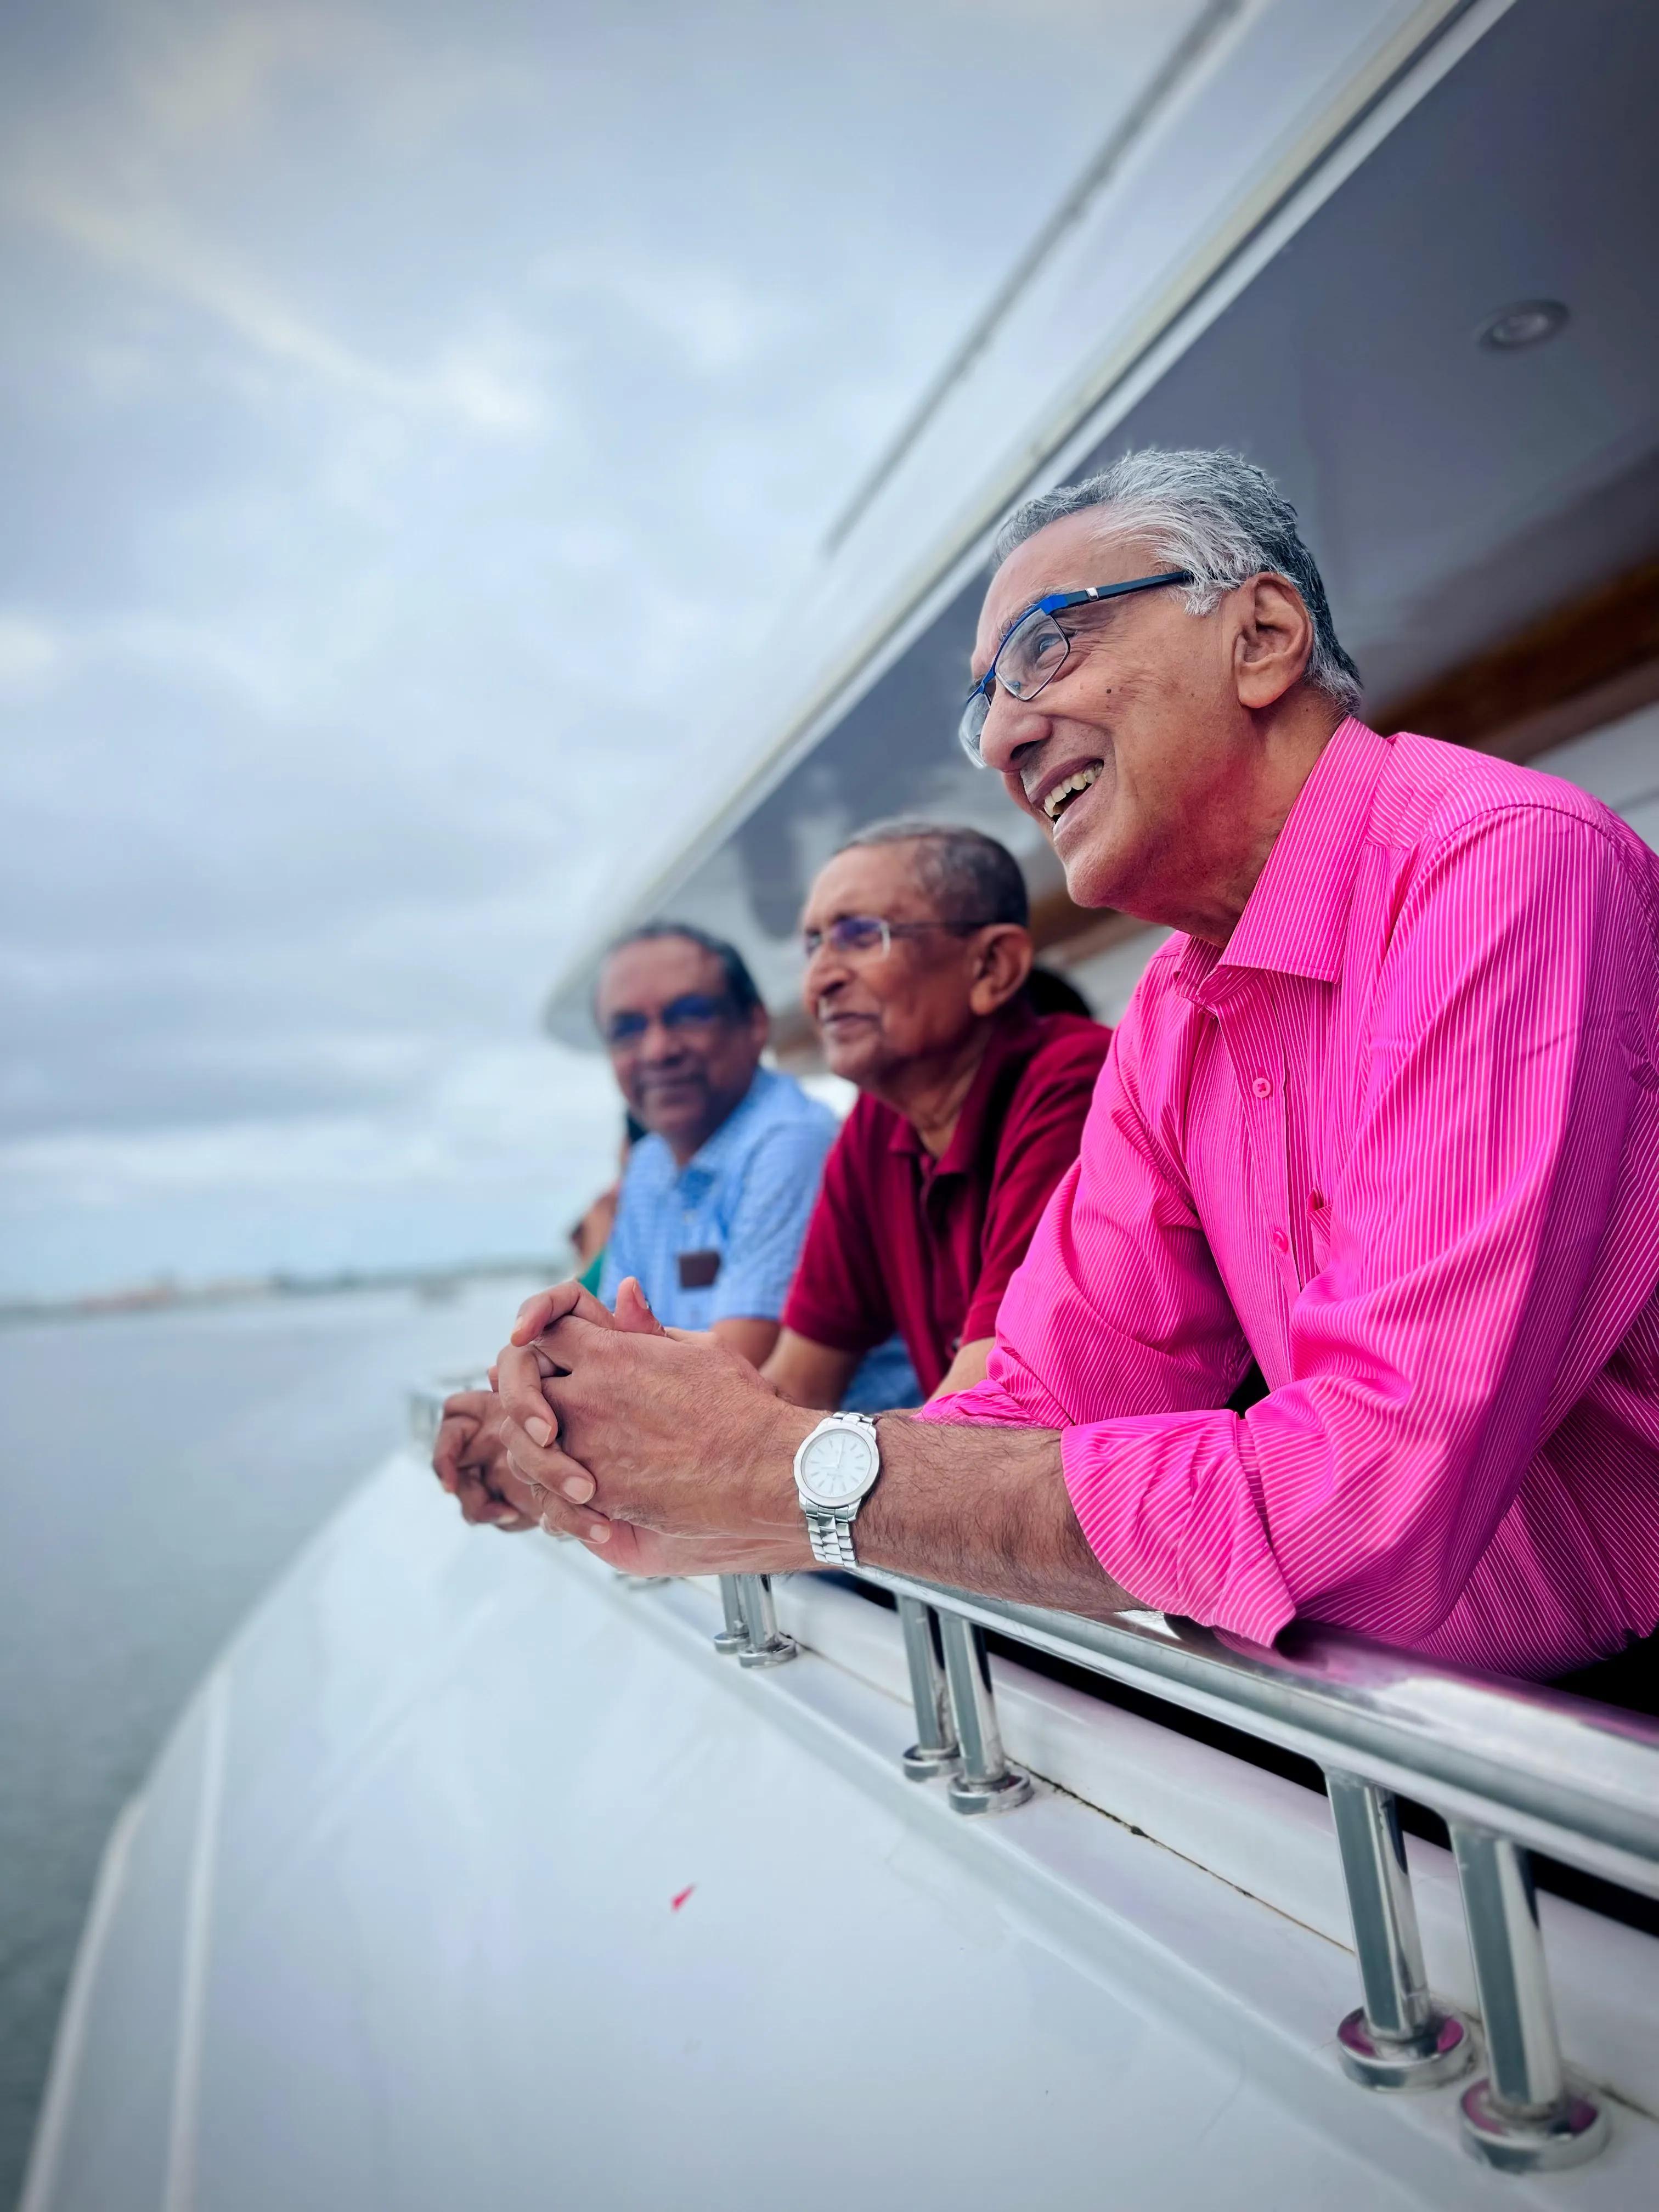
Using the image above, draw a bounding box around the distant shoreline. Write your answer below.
[0,1256,566,1329]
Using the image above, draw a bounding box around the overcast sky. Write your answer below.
[0,0,1184,1300]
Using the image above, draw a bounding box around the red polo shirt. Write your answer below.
[782,1007,1110,1396]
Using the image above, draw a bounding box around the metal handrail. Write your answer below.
[855,1568,1659,1901]
[405,1387,1656,2172]
[709,1560,1656,2172]
[403,1384,1658,1883]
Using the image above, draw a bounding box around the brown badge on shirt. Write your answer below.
[677,1248,722,1291]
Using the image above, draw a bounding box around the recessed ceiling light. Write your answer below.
[1477,299,1570,352]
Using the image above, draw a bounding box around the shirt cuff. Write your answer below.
[913,1376,1033,1425]
[1059,1414,1297,1646]
[712,1271,794,1324]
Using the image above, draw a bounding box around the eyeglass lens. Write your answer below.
[801,916,889,960]
[959,606,1070,759]
[998,607,1070,698]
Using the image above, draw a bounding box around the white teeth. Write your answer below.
[1042,763,1101,821]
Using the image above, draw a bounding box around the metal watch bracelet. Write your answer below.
[805,1509,860,1568]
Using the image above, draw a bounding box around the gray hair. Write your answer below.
[836,819,1029,928]
[992,447,1362,714]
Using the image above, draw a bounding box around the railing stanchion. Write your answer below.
[897,1597,961,1781]
[1325,1772,1472,2089]
[713,1574,749,1656]
[735,1574,799,1669]
[938,1612,1031,1814]
[1450,1824,1608,2170]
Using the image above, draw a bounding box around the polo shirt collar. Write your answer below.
[1176,716,1390,998]
[888,1000,1043,1179]
[676,1065,774,1192]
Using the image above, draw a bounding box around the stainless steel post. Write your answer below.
[735,1573,798,1669]
[713,1573,749,1655]
[938,1612,1031,1814]
[897,1596,961,1780]
[1325,1772,1472,2089]
[1451,1823,1607,2170]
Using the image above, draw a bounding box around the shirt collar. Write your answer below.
[676,1065,776,1190]
[1176,716,1391,998]
[888,1000,1043,1178]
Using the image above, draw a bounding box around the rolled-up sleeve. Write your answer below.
[921,976,1264,1611]
[926,809,1659,1649]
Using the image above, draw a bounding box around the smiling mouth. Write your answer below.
[1041,762,1102,823]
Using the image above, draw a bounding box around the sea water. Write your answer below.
[0,1277,540,2206]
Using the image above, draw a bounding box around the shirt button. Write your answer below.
[1252,1075,1272,1099]
[1271,1227,1289,1254]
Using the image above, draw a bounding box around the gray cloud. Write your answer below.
[0,0,1192,1294]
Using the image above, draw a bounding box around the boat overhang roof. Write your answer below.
[545,0,1659,1042]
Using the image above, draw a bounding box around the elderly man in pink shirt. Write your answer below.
[494,447,1659,1683]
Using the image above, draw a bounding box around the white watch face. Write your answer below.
[798,1423,878,1507]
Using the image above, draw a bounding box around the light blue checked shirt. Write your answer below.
[598,1066,919,1409]
[600,1066,839,1329]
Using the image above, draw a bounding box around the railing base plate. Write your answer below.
[947,1767,1032,1816]
[1459,2078,1609,2172]
[737,1636,799,1669]
[1336,2007,1475,2091]
[901,1742,962,1782]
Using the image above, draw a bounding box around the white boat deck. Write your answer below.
[25,1451,1659,2211]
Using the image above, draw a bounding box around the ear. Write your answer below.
[967,925,1034,1018]
[1231,573,1314,711]
[747,1002,771,1052]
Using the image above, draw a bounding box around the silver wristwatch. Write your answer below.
[793,1413,882,1567]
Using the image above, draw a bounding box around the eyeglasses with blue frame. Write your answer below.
[602,991,734,1048]
[958,569,1193,764]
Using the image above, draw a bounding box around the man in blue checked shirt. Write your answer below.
[436,920,914,1527]
[593,921,842,1358]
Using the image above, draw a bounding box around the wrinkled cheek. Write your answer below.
[1061,792,1130,903]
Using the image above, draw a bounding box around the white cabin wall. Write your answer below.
[1531,701,1659,854]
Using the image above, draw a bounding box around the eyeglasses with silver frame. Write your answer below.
[801,915,1003,963]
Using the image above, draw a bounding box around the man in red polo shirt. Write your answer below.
[760,820,1110,1407]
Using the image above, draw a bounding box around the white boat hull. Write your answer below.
[24,1454,1659,2210]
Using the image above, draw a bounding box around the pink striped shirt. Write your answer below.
[921,718,1659,1678]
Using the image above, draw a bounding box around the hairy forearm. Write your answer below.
[855,1414,1141,1616]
